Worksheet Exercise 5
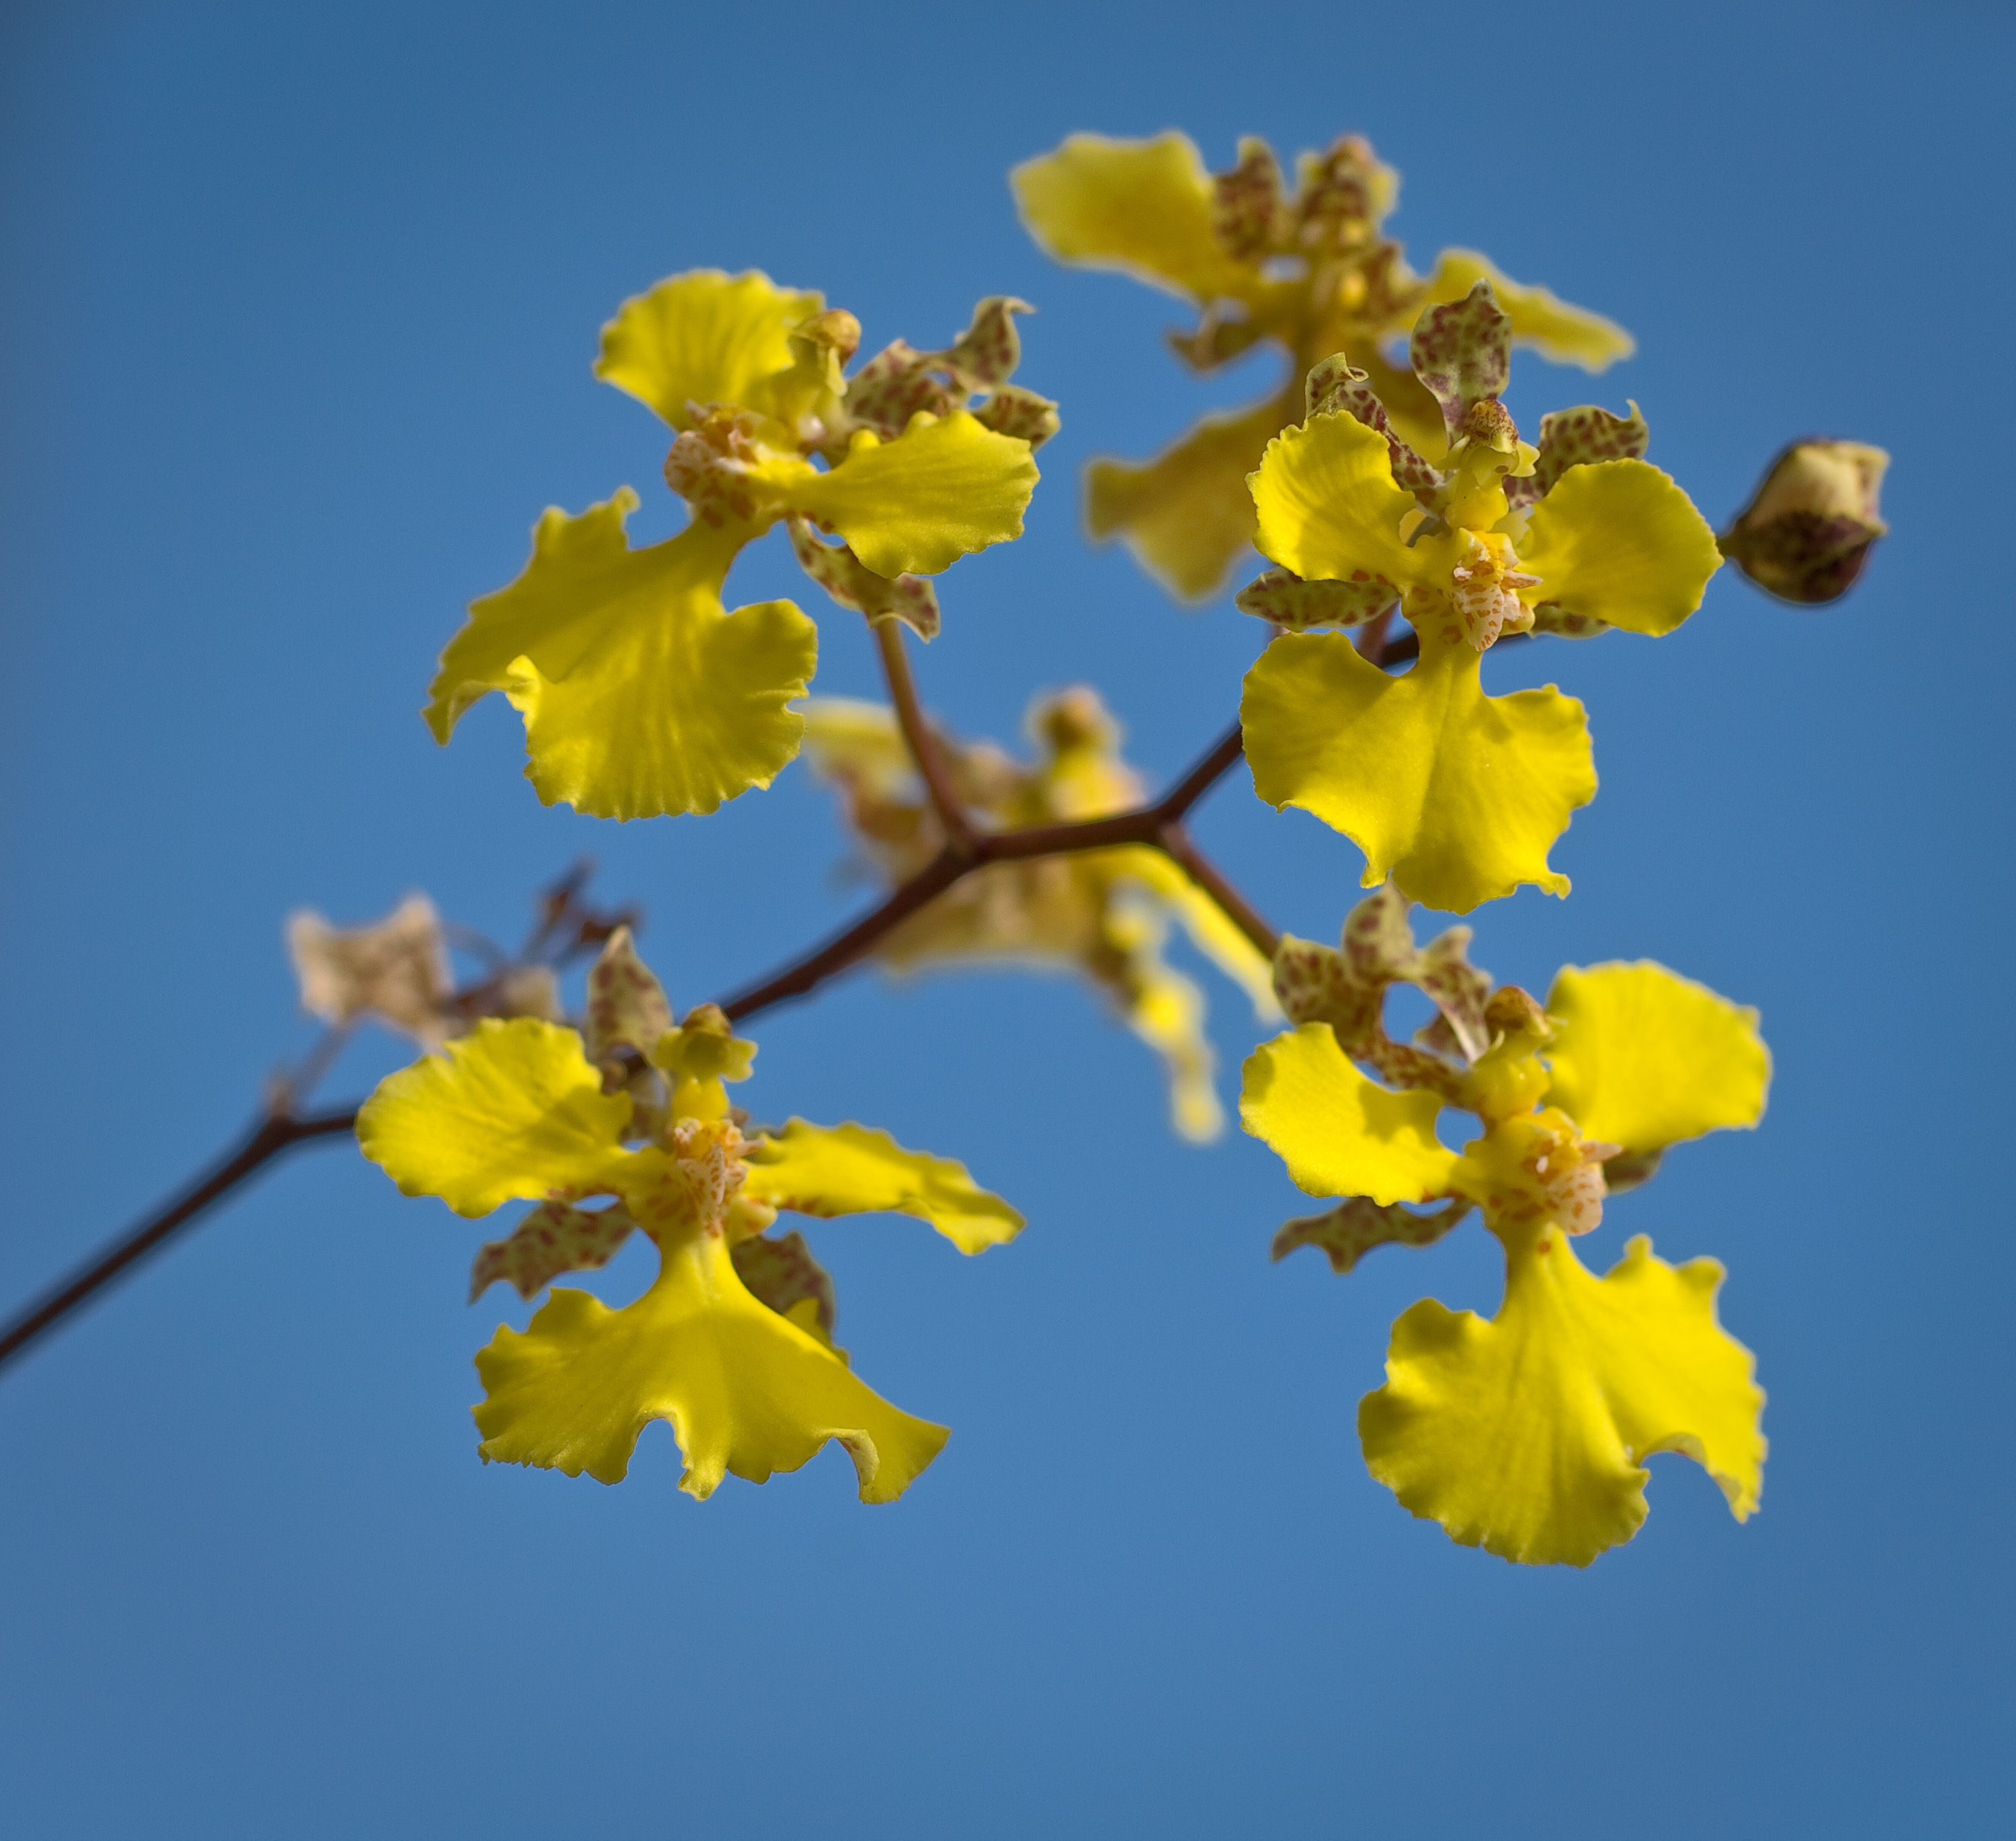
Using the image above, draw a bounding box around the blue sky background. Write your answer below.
[3,3,2010,1835]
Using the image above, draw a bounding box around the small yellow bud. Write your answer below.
[1461,397,1519,452]
[1720,438,1888,604]
[796,308,862,363]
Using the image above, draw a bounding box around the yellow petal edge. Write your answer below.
[357,1018,638,1218]
[473,1229,948,1501]
[1518,460,1723,638]
[1241,633,1595,913]
[1011,130,1255,304]
[1240,1023,1458,1206]
[1249,413,1423,591]
[595,269,823,432]
[743,1119,1025,1255]
[1360,1233,1765,1566]
[426,493,818,821]
[784,413,1040,579]
[1544,961,1771,1156]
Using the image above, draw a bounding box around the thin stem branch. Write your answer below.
[1153,821,1281,960]
[875,619,975,854]
[0,1107,358,1373]
[720,710,1262,1018]
[1,624,1437,1374]
[271,1022,352,1114]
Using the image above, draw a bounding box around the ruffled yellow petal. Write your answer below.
[777,413,1038,578]
[1085,391,1292,602]
[741,1120,1024,1254]
[1543,962,1770,1156]
[593,269,823,431]
[1241,633,1595,913]
[1240,1023,1458,1206]
[426,493,817,820]
[1359,1232,1764,1565]
[1129,960,1222,1142]
[1247,411,1427,591]
[1125,849,1282,1021]
[1518,460,1722,637]
[1011,131,1257,304]
[358,1018,639,1218]
[472,1229,947,1500]
[1423,251,1634,372]
[1095,892,1225,1143]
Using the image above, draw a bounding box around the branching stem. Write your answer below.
[874,618,975,854]
[718,714,1267,1016]
[0,625,1431,1372]
[0,1109,358,1372]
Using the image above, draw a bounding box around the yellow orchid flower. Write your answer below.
[799,689,1279,1141]
[1238,283,1724,912]
[356,927,1023,1502]
[1242,887,1770,1566]
[425,272,1050,820]
[1013,130,1631,600]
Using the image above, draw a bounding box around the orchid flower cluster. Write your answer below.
[293,128,1883,1567]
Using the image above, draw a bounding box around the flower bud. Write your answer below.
[795,308,862,364]
[1720,439,1888,604]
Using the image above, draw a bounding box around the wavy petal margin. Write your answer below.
[427,494,817,820]
[594,269,823,431]
[1011,131,1257,304]
[782,413,1038,578]
[1241,1023,1458,1206]
[358,1018,638,1218]
[1544,962,1770,1156]
[473,1230,947,1500]
[1519,460,1722,637]
[1241,634,1594,913]
[1360,1232,1764,1565]
[1249,411,1425,590]
[741,1120,1024,1254]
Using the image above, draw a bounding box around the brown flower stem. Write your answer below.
[271,1022,351,1114]
[1152,821,1282,960]
[874,618,976,854]
[0,1107,360,1373]
[720,714,1267,1017]
[1,706,1282,1375]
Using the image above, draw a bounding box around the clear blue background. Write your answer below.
[3,3,2009,1835]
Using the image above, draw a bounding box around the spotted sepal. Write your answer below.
[1303,355,1441,493]
[941,296,1034,390]
[730,1227,841,1348]
[1212,136,1289,259]
[843,341,956,442]
[974,384,1062,449]
[1271,1195,1472,1274]
[1535,403,1650,494]
[584,927,673,1069]
[1235,565,1399,631]
[1409,280,1511,438]
[470,1200,641,1302]
[786,516,941,640]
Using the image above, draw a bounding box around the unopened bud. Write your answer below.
[796,309,862,363]
[1461,397,1519,453]
[1720,439,1888,604]
[1032,686,1118,755]
[1484,984,1554,1047]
